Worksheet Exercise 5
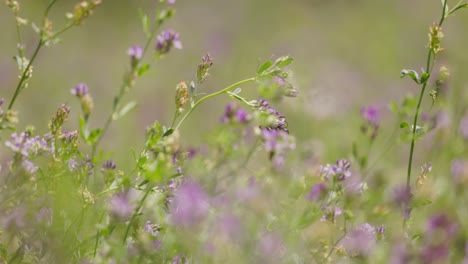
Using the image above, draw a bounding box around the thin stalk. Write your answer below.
[406,0,448,188]
[122,186,152,244]
[8,40,43,110]
[174,77,256,131]
[91,20,162,159]
[7,0,75,110]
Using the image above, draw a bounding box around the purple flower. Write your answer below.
[306,183,326,201]
[460,113,468,139]
[426,213,457,240]
[257,99,288,132]
[167,0,175,4]
[68,158,79,172]
[127,45,143,61]
[420,244,448,264]
[360,106,379,126]
[318,159,352,181]
[258,233,286,262]
[2,206,25,229]
[170,180,209,226]
[218,213,242,241]
[144,221,161,237]
[70,83,88,97]
[22,160,38,174]
[5,132,54,159]
[392,185,412,219]
[102,160,116,171]
[156,29,182,55]
[390,242,411,264]
[321,206,342,222]
[340,223,376,256]
[109,192,134,220]
[234,108,249,123]
[0,98,4,106]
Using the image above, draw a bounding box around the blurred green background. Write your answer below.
[1,0,468,172]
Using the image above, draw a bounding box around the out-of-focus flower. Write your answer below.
[390,242,412,264]
[420,244,448,264]
[109,192,134,220]
[170,180,209,227]
[22,160,38,174]
[70,83,88,98]
[392,185,412,219]
[426,213,457,241]
[68,158,79,172]
[257,233,286,263]
[2,206,25,229]
[460,114,468,139]
[341,223,376,256]
[144,221,161,237]
[360,106,379,126]
[127,45,143,61]
[156,29,182,55]
[101,160,116,171]
[306,183,326,201]
[318,159,352,181]
[321,206,342,223]
[221,103,250,124]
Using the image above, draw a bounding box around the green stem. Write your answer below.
[7,0,73,111]
[174,77,256,131]
[8,40,43,110]
[91,20,163,159]
[406,0,448,188]
[122,186,152,244]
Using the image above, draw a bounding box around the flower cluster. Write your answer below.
[221,103,250,124]
[156,29,182,55]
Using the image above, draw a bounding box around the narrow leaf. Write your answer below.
[113,101,137,120]
[257,61,272,75]
[400,69,420,84]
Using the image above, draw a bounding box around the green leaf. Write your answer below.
[257,61,272,75]
[275,56,294,67]
[400,122,410,129]
[87,129,102,144]
[411,198,432,208]
[449,3,468,15]
[163,128,174,137]
[79,115,89,140]
[137,64,150,76]
[400,69,420,84]
[138,9,150,36]
[389,101,399,114]
[112,101,137,120]
[420,72,430,83]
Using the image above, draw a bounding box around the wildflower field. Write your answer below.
[1,0,468,263]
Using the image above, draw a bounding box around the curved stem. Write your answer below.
[174,77,256,131]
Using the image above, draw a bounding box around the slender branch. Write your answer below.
[8,40,43,110]
[122,186,152,244]
[174,77,256,131]
[91,20,163,159]
[406,0,448,188]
